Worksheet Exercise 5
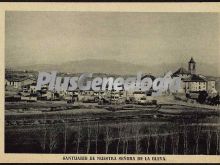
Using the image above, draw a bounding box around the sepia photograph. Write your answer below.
[2,6,220,162]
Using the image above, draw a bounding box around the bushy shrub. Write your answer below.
[197,91,208,104]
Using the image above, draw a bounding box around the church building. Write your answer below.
[172,57,217,94]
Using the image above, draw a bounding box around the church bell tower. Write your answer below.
[188,57,196,74]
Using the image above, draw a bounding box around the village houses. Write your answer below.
[172,57,217,95]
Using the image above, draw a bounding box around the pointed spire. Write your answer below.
[189,57,195,63]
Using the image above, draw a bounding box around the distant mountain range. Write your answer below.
[7,59,220,77]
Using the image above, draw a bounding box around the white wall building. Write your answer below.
[172,57,217,95]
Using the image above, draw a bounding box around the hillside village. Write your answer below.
[5,58,220,106]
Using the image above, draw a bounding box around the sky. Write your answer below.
[5,12,220,70]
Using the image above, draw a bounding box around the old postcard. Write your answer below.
[1,2,220,163]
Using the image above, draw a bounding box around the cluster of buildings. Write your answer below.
[172,57,217,95]
[5,58,218,103]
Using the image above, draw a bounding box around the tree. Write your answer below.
[197,90,208,104]
[211,94,219,106]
